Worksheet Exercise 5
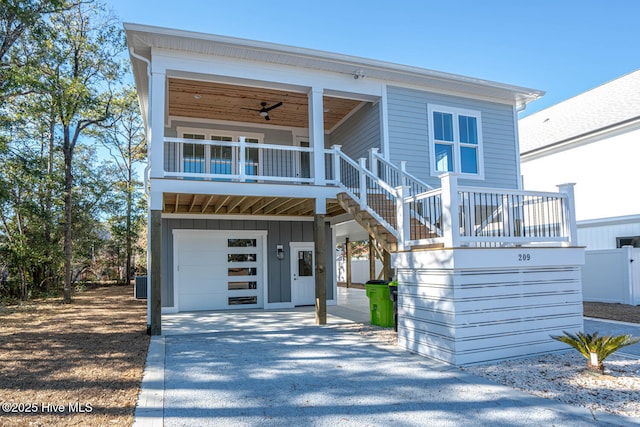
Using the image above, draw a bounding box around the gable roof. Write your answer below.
[124,23,543,111]
[519,69,640,155]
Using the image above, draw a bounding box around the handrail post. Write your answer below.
[399,161,408,188]
[440,173,460,248]
[395,185,411,251]
[368,147,379,177]
[557,182,577,247]
[332,145,342,185]
[358,158,368,210]
[239,136,246,182]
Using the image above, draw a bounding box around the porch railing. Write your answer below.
[164,137,316,183]
[161,136,577,248]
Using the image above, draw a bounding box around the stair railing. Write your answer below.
[332,146,401,243]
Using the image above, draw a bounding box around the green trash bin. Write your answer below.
[365,280,394,327]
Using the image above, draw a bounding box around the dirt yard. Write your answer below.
[0,285,149,427]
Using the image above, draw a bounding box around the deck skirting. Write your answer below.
[393,247,585,366]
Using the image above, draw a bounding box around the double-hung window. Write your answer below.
[428,105,483,178]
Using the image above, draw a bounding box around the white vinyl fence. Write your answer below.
[582,247,640,305]
[337,258,383,284]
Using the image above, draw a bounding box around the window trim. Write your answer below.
[427,104,484,180]
[176,127,264,176]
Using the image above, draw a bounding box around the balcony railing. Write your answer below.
[164,137,319,183]
[160,136,577,248]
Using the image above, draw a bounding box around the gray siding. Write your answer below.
[167,120,295,145]
[328,103,381,161]
[161,218,334,307]
[386,86,518,189]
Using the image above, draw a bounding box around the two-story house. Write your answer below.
[126,23,584,365]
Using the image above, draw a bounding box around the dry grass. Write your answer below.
[0,285,149,426]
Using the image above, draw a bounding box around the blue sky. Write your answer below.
[107,0,640,116]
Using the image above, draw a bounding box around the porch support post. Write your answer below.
[440,173,460,248]
[345,238,351,288]
[149,69,166,179]
[557,182,577,247]
[383,248,392,281]
[369,237,376,281]
[314,209,327,325]
[149,209,162,335]
[309,88,326,185]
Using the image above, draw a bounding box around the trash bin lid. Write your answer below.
[365,280,389,284]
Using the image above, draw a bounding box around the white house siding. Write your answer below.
[577,217,640,249]
[521,127,640,223]
[394,247,585,366]
[161,217,334,308]
[386,86,519,190]
[328,102,381,161]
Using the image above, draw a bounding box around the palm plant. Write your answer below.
[551,331,640,373]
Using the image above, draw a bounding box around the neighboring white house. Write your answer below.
[126,23,584,365]
[519,70,640,305]
[519,70,640,249]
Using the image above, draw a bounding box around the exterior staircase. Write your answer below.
[333,148,441,253]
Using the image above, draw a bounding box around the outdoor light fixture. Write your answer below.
[276,244,285,260]
[353,69,366,80]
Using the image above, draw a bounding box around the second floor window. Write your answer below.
[428,105,483,178]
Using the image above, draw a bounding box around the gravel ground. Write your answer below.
[463,352,640,419]
[351,323,640,420]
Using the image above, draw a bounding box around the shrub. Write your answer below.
[551,331,640,373]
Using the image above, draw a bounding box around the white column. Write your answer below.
[239,136,246,182]
[368,147,379,177]
[395,185,410,251]
[331,145,342,184]
[440,173,460,248]
[149,70,166,179]
[358,158,368,210]
[557,182,577,247]
[308,88,326,185]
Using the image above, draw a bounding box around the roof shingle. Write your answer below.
[519,69,640,154]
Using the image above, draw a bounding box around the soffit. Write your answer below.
[168,78,362,130]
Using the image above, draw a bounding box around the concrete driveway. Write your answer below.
[134,289,639,426]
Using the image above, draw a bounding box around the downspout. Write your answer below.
[128,46,152,197]
[129,46,153,327]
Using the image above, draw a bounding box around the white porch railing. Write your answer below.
[164,137,317,183]
[162,136,577,248]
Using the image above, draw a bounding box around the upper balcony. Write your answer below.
[156,136,578,249]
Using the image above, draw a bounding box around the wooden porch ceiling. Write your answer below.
[163,193,345,217]
[168,78,363,130]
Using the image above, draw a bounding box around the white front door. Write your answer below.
[290,243,315,306]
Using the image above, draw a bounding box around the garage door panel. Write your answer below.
[175,231,264,312]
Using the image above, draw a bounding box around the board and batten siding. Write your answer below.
[386,85,519,189]
[161,217,334,307]
[328,102,381,161]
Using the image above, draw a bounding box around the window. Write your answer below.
[428,105,483,178]
[176,127,264,177]
[617,236,640,248]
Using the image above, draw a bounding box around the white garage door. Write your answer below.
[174,230,265,311]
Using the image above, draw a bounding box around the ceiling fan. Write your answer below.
[243,101,283,121]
